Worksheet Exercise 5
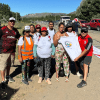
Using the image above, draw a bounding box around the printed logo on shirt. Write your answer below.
[7,36,15,39]
[6,31,8,34]
[84,41,86,44]
[65,41,72,48]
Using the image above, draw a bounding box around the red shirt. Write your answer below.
[0,26,20,53]
[78,34,93,56]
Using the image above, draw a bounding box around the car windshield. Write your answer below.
[80,21,87,23]
[98,20,100,23]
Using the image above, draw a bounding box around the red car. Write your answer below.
[87,19,100,31]
[79,20,89,27]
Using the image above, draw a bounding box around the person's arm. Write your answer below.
[33,44,37,58]
[53,32,60,46]
[78,20,82,27]
[51,43,55,56]
[74,38,93,61]
[0,29,3,38]
[15,29,21,39]
[18,46,23,63]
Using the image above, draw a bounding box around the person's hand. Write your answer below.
[34,56,37,59]
[19,57,23,63]
[51,55,54,58]
[74,57,79,62]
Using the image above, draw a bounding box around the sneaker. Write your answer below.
[1,81,7,90]
[77,80,87,88]
[76,71,81,77]
[27,78,32,82]
[22,79,29,85]
[5,76,15,82]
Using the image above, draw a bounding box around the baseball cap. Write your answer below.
[81,27,88,32]
[9,17,16,21]
[41,27,47,31]
[73,18,78,22]
[24,26,30,31]
[35,24,41,28]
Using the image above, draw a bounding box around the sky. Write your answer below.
[0,0,82,16]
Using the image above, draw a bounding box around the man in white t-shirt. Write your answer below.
[47,21,56,74]
[47,21,56,40]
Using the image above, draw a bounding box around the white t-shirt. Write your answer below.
[47,27,56,40]
[33,32,40,42]
[59,36,82,61]
[17,37,31,46]
[34,35,53,58]
[67,32,77,36]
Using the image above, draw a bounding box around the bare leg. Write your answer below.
[1,70,5,81]
[83,64,88,81]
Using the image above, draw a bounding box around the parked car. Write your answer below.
[79,20,89,27]
[87,19,100,31]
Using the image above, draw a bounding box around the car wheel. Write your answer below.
[88,26,91,30]
[97,26,100,31]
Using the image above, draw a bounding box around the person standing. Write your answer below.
[72,18,82,35]
[74,27,93,88]
[47,21,56,40]
[33,27,55,84]
[53,22,70,82]
[47,21,56,75]
[18,26,34,85]
[30,24,35,36]
[0,17,21,89]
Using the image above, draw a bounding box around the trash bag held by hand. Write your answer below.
[59,68,65,77]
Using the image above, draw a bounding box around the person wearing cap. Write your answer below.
[53,22,70,82]
[0,17,21,89]
[72,18,82,35]
[33,27,55,85]
[74,27,93,88]
[17,26,34,85]
[35,24,41,38]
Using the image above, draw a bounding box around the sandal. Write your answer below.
[38,78,42,83]
[65,78,69,82]
[46,79,52,85]
[56,78,59,82]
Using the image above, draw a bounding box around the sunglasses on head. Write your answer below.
[81,30,88,33]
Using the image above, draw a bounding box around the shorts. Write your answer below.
[78,56,92,67]
[0,53,15,71]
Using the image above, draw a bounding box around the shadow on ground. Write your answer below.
[0,84,19,100]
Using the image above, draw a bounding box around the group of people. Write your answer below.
[0,17,93,90]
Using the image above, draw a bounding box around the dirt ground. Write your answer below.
[0,29,100,100]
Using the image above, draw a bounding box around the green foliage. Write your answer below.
[67,13,77,20]
[76,0,100,21]
[0,3,21,21]
[92,13,100,19]
[22,15,61,22]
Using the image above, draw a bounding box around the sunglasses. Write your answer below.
[10,20,15,23]
[81,31,88,33]
[36,28,40,29]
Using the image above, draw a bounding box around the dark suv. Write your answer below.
[87,19,100,31]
